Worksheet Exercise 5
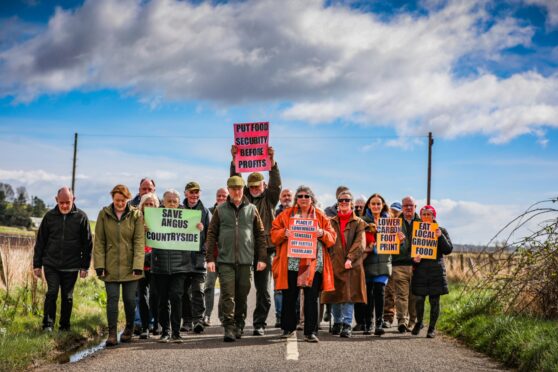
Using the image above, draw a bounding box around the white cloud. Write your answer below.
[0,0,556,143]
[525,0,558,27]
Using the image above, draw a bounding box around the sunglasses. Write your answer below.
[355,206,363,209]
[297,194,311,199]
[338,198,352,203]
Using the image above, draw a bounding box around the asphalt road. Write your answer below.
[40,277,508,372]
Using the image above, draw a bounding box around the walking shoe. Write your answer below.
[407,322,416,332]
[397,323,408,333]
[171,333,185,343]
[411,323,424,336]
[151,326,161,336]
[235,327,244,339]
[105,327,118,347]
[133,325,142,336]
[296,323,303,331]
[202,316,211,327]
[120,326,133,343]
[426,327,436,338]
[331,323,342,335]
[304,333,319,343]
[140,328,150,339]
[352,323,363,332]
[340,323,352,338]
[43,326,53,333]
[363,325,372,335]
[253,327,265,336]
[224,328,235,342]
[280,330,295,338]
[382,320,392,329]
[323,311,331,323]
[158,333,171,343]
[180,324,191,333]
[374,324,385,336]
[193,322,204,334]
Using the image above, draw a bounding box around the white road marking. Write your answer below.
[286,334,299,360]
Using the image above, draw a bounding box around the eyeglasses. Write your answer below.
[355,206,363,209]
[297,194,311,199]
[338,198,352,203]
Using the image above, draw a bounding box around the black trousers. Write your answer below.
[181,273,206,325]
[282,270,322,336]
[154,273,186,335]
[253,255,272,328]
[138,271,159,330]
[415,295,441,329]
[43,266,79,329]
[364,281,385,328]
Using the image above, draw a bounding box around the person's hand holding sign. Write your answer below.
[231,144,237,160]
[344,259,352,269]
[316,227,324,238]
[207,262,216,273]
[413,254,422,263]
[196,222,204,232]
[268,146,275,166]
[435,228,441,237]
[397,231,405,242]
[256,261,267,271]
[284,229,290,238]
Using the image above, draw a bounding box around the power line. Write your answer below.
[79,133,427,139]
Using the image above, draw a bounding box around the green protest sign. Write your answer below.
[144,207,202,251]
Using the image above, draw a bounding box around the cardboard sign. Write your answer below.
[376,218,402,254]
[411,221,438,260]
[234,122,271,172]
[287,218,318,259]
[144,208,202,251]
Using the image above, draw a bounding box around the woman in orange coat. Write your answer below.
[271,185,336,343]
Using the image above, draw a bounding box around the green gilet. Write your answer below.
[217,201,257,265]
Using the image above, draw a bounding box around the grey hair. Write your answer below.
[295,185,318,205]
[163,189,181,200]
[139,192,160,211]
[402,195,416,205]
[355,195,366,204]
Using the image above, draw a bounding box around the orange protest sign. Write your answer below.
[376,218,401,254]
[411,221,438,260]
[287,218,318,259]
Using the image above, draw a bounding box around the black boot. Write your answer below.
[331,323,342,335]
[426,326,436,338]
[374,320,385,336]
[411,322,424,336]
[340,323,352,338]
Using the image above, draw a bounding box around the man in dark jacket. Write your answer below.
[33,187,92,331]
[206,176,267,342]
[180,181,211,334]
[392,196,421,333]
[230,145,281,336]
[130,178,156,207]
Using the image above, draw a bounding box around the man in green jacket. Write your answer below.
[393,196,420,333]
[206,176,267,342]
[230,145,281,336]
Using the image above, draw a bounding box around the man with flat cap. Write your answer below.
[206,176,267,342]
[181,181,211,334]
[230,145,281,336]
[33,186,93,332]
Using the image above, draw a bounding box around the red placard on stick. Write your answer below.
[234,122,271,173]
[287,218,318,259]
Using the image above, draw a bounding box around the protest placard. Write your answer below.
[376,217,402,254]
[411,221,439,260]
[234,122,271,172]
[144,208,202,251]
[287,218,318,259]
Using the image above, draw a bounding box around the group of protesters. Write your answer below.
[32,145,453,346]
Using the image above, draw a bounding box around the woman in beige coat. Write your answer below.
[94,184,144,346]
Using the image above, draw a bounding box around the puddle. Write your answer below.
[68,340,106,363]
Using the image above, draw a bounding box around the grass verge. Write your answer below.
[0,277,106,372]
[0,226,35,236]
[438,284,558,372]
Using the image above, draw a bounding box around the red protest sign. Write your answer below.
[234,122,271,173]
[287,218,318,259]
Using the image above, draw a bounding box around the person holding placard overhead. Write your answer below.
[358,193,392,336]
[411,205,453,338]
[271,185,336,343]
[321,190,366,339]
[230,145,282,336]
[94,184,144,347]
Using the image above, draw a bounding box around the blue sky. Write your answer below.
[1,0,557,244]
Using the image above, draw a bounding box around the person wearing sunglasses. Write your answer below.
[321,190,366,338]
[354,196,366,217]
[271,185,336,342]
[411,205,453,338]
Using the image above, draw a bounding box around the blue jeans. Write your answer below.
[332,303,354,325]
[274,290,282,322]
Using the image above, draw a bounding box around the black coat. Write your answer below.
[33,205,93,270]
[411,226,453,296]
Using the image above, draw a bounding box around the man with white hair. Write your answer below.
[33,187,93,332]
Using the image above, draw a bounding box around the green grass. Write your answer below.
[438,284,558,372]
[0,225,35,236]
[0,277,107,372]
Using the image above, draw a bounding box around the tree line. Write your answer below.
[0,183,48,228]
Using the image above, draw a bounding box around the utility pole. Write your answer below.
[427,131,434,205]
[71,132,78,194]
